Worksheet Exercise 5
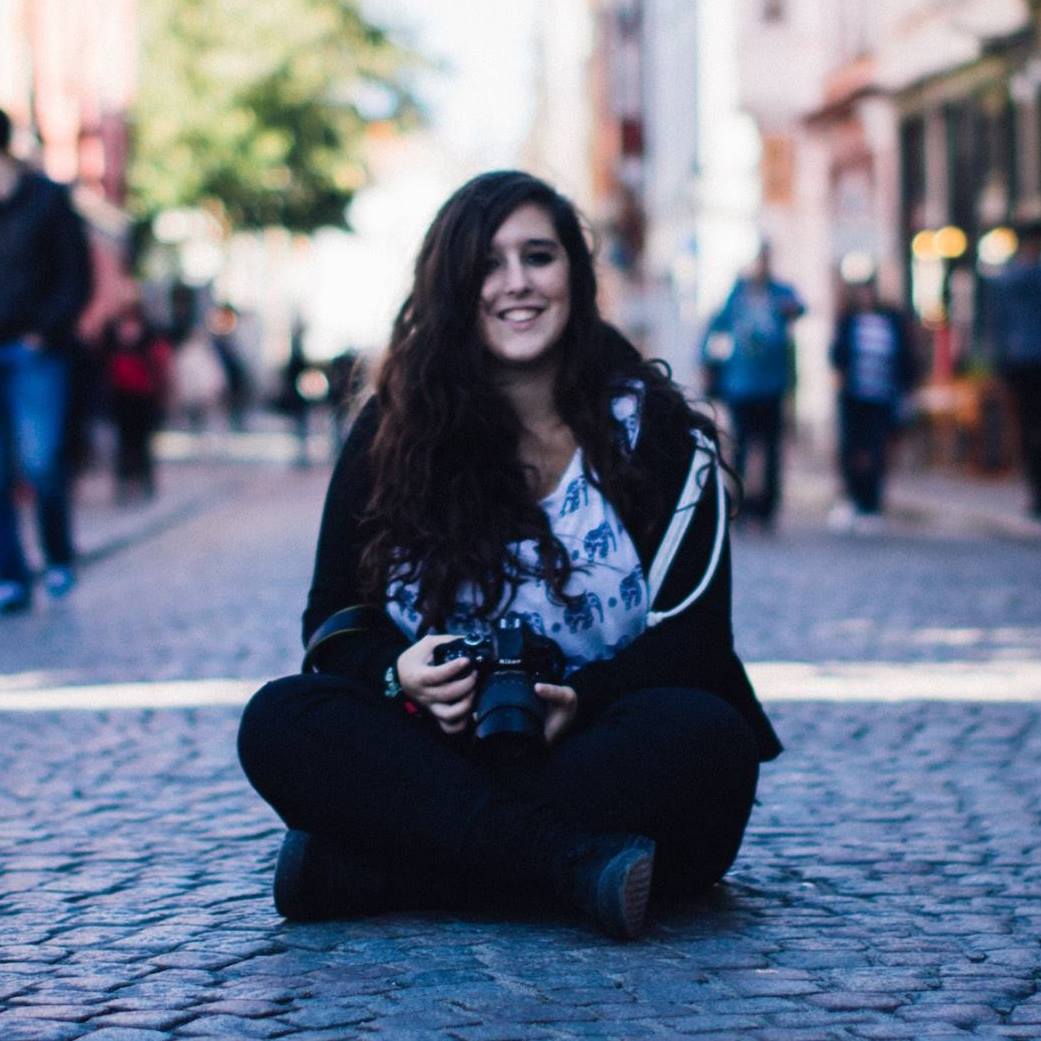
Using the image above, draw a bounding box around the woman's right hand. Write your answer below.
[396,635,477,736]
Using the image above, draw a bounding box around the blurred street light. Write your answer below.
[912,230,937,261]
[934,226,968,260]
[978,227,1018,267]
[840,251,877,284]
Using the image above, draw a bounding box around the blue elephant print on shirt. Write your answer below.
[583,521,617,562]
[560,475,589,516]
[389,583,420,622]
[620,566,643,610]
[564,592,604,633]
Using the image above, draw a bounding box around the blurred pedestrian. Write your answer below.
[701,243,804,530]
[827,281,918,533]
[0,107,92,614]
[274,319,317,467]
[173,324,226,434]
[101,299,173,503]
[328,346,368,451]
[985,224,1041,521]
[207,303,251,431]
[238,170,780,939]
[167,283,196,347]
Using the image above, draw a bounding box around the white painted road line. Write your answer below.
[749,661,1041,701]
[0,661,1040,710]
[0,678,257,711]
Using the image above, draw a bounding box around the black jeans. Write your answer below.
[839,396,892,514]
[238,676,760,909]
[112,395,159,489]
[729,397,783,523]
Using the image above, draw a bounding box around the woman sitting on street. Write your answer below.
[238,170,782,939]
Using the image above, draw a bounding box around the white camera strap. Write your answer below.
[646,431,726,627]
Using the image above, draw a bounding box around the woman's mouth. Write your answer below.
[498,306,544,328]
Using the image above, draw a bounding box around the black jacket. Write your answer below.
[0,168,92,348]
[830,306,918,408]
[304,395,782,762]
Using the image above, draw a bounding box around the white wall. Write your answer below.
[639,0,761,391]
[641,0,702,386]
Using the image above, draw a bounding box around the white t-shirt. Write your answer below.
[386,389,649,671]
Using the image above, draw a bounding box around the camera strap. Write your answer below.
[302,604,403,672]
[645,429,726,627]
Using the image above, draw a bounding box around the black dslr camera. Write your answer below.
[433,618,565,758]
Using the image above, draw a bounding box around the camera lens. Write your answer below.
[473,673,544,744]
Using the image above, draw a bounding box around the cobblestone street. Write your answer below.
[1,455,1040,1040]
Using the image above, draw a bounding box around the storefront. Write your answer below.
[897,18,1039,472]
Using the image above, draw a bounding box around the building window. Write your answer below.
[762,0,785,22]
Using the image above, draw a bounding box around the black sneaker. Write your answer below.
[554,833,656,940]
[273,830,387,922]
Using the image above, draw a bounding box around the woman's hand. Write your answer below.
[396,635,477,736]
[535,682,578,744]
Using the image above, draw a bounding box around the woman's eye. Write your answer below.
[525,251,556,266]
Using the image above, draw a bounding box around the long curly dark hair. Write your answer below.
[359,170,717,631]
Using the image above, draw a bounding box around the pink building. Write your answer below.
[0,0,138,340]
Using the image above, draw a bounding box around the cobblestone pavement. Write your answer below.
[1,460,1040,1040]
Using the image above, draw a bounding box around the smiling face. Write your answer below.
[478,203,571,370]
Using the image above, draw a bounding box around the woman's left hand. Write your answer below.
[535,682,578,744]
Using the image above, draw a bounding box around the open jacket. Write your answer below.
[304,393,783,763]
[830,306,918,409]
[0,168,92,349]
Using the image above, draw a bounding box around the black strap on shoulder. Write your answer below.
[301,604,401,672]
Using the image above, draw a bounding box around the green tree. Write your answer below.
[130,0,423,233]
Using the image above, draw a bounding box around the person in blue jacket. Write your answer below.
[701,243,804,529]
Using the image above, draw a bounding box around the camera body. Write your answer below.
[433,618,565,756]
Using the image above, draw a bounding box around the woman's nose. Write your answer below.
[502,256,531,293]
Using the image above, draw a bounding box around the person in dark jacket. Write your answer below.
[237,171,781,940]
[985,225,1041,520]
[0,108,92,614]
[828,281,918,531]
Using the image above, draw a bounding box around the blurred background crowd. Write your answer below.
[2,0,1041,526]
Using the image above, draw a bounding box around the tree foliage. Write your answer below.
[129,0,423,233]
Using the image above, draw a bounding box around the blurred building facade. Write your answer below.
[736,0,1041,464]
[587,0,650,348]
[590,0,1041,462]
[524,0,596,214]
[0,0,138,340]
[587,0,761,390]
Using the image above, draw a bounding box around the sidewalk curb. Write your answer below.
[76,480,243,567]
[67,467,251,572]
[886,488,1041,541]
[787,455,1040,541]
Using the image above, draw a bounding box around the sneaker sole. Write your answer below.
[597,840,655,939]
